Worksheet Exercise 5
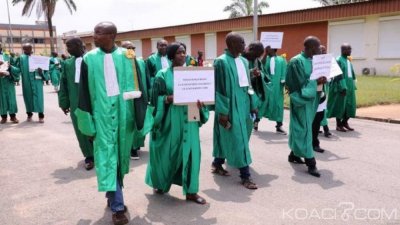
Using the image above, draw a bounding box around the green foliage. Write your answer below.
[314,0,369,6]
[223,0,269,18]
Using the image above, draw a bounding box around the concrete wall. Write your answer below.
[329,15,400,76]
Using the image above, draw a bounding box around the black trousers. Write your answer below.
[1,114,16,119]
[27,112,44,118]
[213,158,250,179]
[312,110,325,148]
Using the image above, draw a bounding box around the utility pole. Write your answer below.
[253,0,258,41]
[5,0,14,52]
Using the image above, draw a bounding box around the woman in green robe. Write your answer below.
[0,51,20,123]
[145,42,209,204]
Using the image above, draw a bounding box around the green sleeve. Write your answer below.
[199,106,209,126]
[75,60,96,137]
[151,74,167,127]
[9,64,20,82]
[214,59,230,116]
[58,61,70,109]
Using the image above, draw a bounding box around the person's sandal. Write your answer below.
[186,194,207,205]
[211,164,230,176]
[241,178,258,190]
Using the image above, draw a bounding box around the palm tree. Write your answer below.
[223,0,269,18]
[314,0,369,6]
[12,0,77,53]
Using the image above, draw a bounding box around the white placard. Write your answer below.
[310,54,333,80]
[331,58,343,77]
[29,55,50,72]
[173,67,215,104]
[260,32,284,49]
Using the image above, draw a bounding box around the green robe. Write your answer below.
[248,59,270,118]
[0,53,19,115]
[75,47,136,192]
[213,50,258,168]
[327,56,357,119]
[132,58,151,149]
[18,54,47,113]
[146,52,171,88]
[49,57,61,87]
[285,52,319,159]
[264,55,287,122]
[58,56,93,158]
[145,67,209,194]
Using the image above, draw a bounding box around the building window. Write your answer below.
[34,38,45,44]
[6,37,22,43]
[328,20,365,58]
[131,40,142,58]
[175,35,191,56]
[378,17,400,58]
[205,33,217,60]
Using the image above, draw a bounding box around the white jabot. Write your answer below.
[104,54,120,97]
[74,57,82,83]
[347,60,352,78]
[270,56,276,75]
[235,58,249,87]
[317,90,327,112]
[161,56,169,69]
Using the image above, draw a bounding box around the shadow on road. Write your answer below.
[203,167,278,203]
[252,130,288,144]
[315,150,349,162]
[137,193,216,225]
[51,161,96,184]
[289,164,344,190]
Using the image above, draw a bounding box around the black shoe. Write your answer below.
[308,166,321,177]
[276,126,287,135]
[112,211,129,225]
[313,146,325,153]
[324,131,332,138]
[288,154,305,164]
[130,148,139,160]
[254,121,259,131]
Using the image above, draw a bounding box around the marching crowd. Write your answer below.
[0,21,357,225]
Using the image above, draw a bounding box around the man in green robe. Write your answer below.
[146,39,171,88]
[327,43,357,132]
[263,46,287,134]
[58,37,94,170]
[212,33,259,189]
[145,42,209,204]
[285,36,327,177]
[0,47,20,124]
[242,41,270,131]
[121,41,151,160]
[75,22,138,225]
[49,52,61,91]
[18,43,47,123]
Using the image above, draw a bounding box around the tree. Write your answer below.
[314,0,369,6]
[223,0,269,18]
[12,0,77,53]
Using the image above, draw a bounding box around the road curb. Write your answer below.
[356,116,400,124]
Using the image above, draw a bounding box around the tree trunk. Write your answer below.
[47,12,55,54]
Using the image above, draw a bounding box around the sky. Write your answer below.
[0,0,322,34]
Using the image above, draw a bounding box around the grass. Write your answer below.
[283,75,400,108]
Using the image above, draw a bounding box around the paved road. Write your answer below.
[1,85,400,225]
